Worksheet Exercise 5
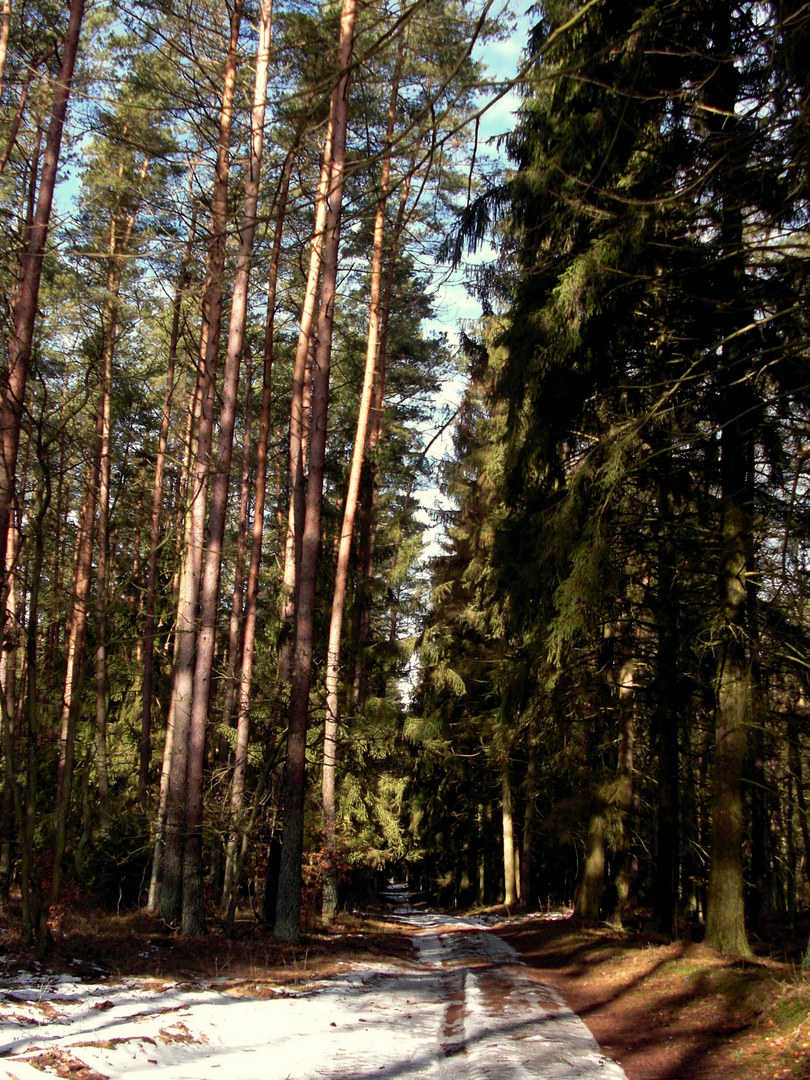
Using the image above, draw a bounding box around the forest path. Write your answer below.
[1,889,627,1080]
[379,884,628,1080]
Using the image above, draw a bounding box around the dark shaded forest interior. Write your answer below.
[2,0,810,1034]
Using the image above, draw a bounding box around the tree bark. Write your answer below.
[0,0,85,584]
[651,478,680,936]
[221,137,297,916]
[575,797,607,921]
[158,0,243,926]
[139,193,197,817]
[501,760,517,906]
[608,649,635,929]
[704,1,754,959]
[0,0,11,96]
[520,726,537,908]
[354,171,413,707]
[42,406,102,949]
[274,0,357,943]
[181,0,270,935]
[276,115,335,685]
[321,29,405,924]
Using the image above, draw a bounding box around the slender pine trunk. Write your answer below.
[276,116,335,684]
[140,194,197,817]
[159,1,243,925]
[222,138,297,916]
[274,0,357,943]
[181,0,269,935]
[0,0,85,582]
[321,30,405,923]
[501,761,517,906]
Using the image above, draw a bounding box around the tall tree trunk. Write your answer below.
[520,724,537,908]
[321,29,405,924]
[18,466,49,942]
[0,0,11,96]
[575,797,607,921]
[353,170,412,709]
[139,194,197,817]
[651,478,680,936]
[501,760,517,906]
[181,0,270,936]
[0,500,21,885]
[274,0,357,944]
[42,407,102,950]
[0,0,85,583]
[94,266,114,839]
[704,1,754,958]
[219,350,253,747]
[221,138,297,916]
[276,115,335,684]
[94,169,146,836]
[159,0,243,925]
[608,649,635,929]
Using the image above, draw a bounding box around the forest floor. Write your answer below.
[494,912,810,1080]
[1,894,809,1079]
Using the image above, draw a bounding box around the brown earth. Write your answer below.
[495,914,810,1080]
[2,902,810,1080]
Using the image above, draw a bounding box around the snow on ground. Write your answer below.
[1,888,627,1080]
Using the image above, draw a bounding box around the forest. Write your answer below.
[0,0,808,967]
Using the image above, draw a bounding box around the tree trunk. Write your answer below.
[354,171,413,707]
[0,0,85,583]
[181,0,269,936]
[94,173,145,836]
[520,726,537,908]
[139,192,197,816]
[159,0,243,926]
[0,501,21,886]
[704,2,753,959]
[321,29,405,924]
[0,0,11,95]
[274,0,356,944]
[501,761,517,906]
[218,350,253,748]
[651,478,680,936]
[575,797,607,921]
[608,650,635,929]
[221,137,296,917]
[42,407,102,949]
[276,115,335,684]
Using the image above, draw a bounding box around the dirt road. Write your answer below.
[2,890,627,1079]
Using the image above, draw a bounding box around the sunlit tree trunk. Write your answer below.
[139,195,197,817]
[18,467,49,943]
[41,405,102,950]
[219,351,253,747]
[274,0,357,943]
[276,116,335,684]
[221,139,297,916]
[0,0,11,96]
[501,760,517,906]
[321,29,405,923]
[181,0,270,935]
[353,170,412,708]
[159,0,243,925]
[0,494,22,884]
[576,796,607,921]
[0,0,85,585]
